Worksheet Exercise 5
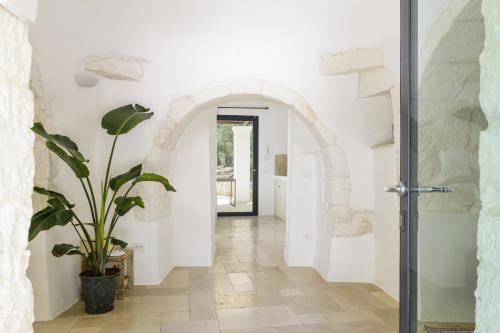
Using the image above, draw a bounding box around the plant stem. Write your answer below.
[103,135,119,199]
[85,177,98,222]
[104,190,118,224]
[70,210,98,272]
[79,179,96,223]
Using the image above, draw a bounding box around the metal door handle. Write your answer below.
[384,182,408,197]
[384,182,454,196]
[412,186,454,193]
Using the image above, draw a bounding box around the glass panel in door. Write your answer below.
[216,115,258,216]
[400,0,485,332]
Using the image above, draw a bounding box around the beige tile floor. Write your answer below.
[34,216,399,333]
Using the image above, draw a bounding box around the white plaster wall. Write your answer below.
[29,0,400,220]
[218,103,288,216]
[328,234,375,283]
[170,109,217,266]
[285,113,319,266]
[373,144,399,300]
[0,5,35,332]
[28,0,400,315]
[115,219,169,285]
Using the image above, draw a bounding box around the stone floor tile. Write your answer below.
[325,310,384,324]
[331,321,397,333]
[221,329,279,333]
[217,305,301,330]
[279,288,303,297]
[215,291,262,309]
[229,273,252,285]
[297,313,330,325]
[285,295,344,314]
[275,324,335,333]
[35,217,400,333]
[161,312,190,323]
[118,295,189,314]
[70,328,102,333]
[372,308,399,330]
[224,262,263,273]
[33,315,79,333]
[189,294,217,320]
[72,313,162,333]
[233,283,255,292]
[161,320,219,333]
[258,290,286,306]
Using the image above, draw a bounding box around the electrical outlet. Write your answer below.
[134,242,145,250]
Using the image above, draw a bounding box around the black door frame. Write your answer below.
[216,115,259,217]
[400,0,418,332]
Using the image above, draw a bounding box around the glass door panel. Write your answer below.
[400,0,484,332]
[216,115,259,216]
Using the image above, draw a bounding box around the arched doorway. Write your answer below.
[136,79,374,239]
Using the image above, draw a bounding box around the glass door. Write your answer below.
[398,0,484,332]
[216,115,259,216]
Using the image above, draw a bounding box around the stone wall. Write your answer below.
[475,0,500,330]
[0,6,35,333]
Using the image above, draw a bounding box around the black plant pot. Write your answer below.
[80,268,120,314]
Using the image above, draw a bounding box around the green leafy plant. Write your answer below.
[29,104,176,276]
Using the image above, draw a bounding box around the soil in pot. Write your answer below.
[80,267,120,314]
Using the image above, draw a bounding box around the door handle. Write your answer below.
[384,182,454,197]
[384,182,408,197]
[412,186,454,194]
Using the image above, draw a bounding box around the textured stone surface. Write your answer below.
[421,0,478,73]
[0,6,35,332]
[31,62,58,210]
[85,54,144,81]
[418,0,485,214]
[320,49,384,75]
[476,1,500,324]
[138,79,373,237]
[357,67,395,98]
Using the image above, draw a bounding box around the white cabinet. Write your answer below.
[274,177,287,221]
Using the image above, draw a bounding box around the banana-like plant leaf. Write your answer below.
[32,123,87,162]
[111,237,128,249]
[52,244,84,257]
[109,164,142,192]
[132,173,176,192]
[114,196,145,216]
[46,141,90,178]
[101,104,153,135]
[33,187,74,208]
[29,203,73,241]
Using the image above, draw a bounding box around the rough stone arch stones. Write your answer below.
[320,48,400,176]
[135,79,370,237]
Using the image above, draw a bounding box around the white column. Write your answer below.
[232,126,252,202]
[0,5,36,332]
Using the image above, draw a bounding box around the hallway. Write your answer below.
[34,217,398,333]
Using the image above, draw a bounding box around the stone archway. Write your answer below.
[136,79,373,237]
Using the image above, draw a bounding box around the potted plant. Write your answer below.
[28,104,175,314]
